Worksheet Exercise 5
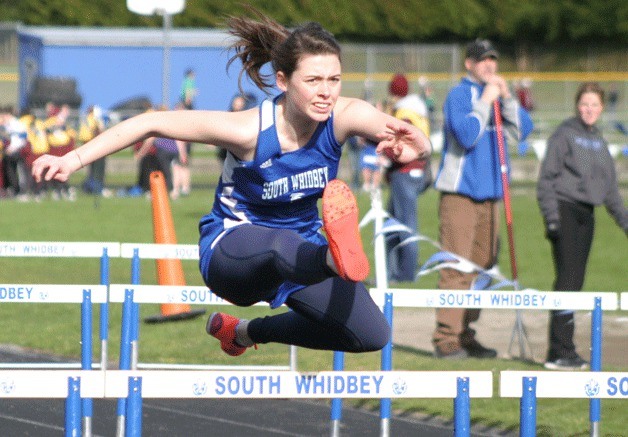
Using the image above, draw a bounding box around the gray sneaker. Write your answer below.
[544,356,588,371]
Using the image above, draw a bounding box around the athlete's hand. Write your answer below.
[376,122,431,164]
[31,152,81,183]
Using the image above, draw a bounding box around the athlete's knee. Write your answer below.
[269,228,329,283]
[364,324,391,352]
[349,332,390,353]
[268,228,302,252]
[345,319,391,353]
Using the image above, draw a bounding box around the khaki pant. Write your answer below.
[432,193,500,354]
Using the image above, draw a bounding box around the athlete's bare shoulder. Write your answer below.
[333,97,380,141]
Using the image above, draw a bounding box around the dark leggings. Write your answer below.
[155,148,178,191]
[206,225,390,352]
[548,200,594,359]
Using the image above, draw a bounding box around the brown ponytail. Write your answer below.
[226,8,289,92]
[226,6,341,93]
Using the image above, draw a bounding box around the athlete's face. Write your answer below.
[277,53,342,122]
[466,56,498,84]
[577,92,604,127]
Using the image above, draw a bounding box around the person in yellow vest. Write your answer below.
[20,110,49,201]
[79,105,110,196]
[44,103,76,200]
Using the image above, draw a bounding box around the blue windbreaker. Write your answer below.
[434,76,534,201]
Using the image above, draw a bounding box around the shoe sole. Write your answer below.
[207,312,246,357]
[543,362,588,371]
[322,180,369,282]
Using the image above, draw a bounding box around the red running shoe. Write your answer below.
[206,312,253,357]
[322,179,370,282]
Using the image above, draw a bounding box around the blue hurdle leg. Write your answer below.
[520,377,537,437]
[330,351,344,437]
[126,376,143,437]
[589,297,602,437]
[81,289,94,437]
[454,377,470,437]
[379,292,393,437]
[65,376,81,437]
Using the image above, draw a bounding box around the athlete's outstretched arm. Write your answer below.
[334,97,431,164]
[32,109,259,183]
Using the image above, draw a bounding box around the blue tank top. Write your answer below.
[198,94,342,307]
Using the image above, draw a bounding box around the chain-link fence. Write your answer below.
[1,27,626,144]
[0,23,19,65]
[338,43,627,146]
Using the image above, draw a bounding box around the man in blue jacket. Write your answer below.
[432,39,534,359]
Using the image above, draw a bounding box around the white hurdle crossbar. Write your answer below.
[0,284,108,369]
[119,243,199,260]
[500,371,628,399]
[369,288,618,311]
[621,292,628,310]
[0,241,120,259]
[500,371,628,437]
[0,241,120,372]
[0,370,105,436]
[105,370,493,437]
[0,370,104,398]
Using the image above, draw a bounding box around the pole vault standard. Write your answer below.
[493,100,533,360]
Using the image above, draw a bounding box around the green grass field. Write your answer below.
[0,159,626,435]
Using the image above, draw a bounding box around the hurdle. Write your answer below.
[0,370,105,436]
[109,284,296,371]
[113,243,299,436]
[0,283,107,436]
[104,369,493,437]
[500,370,628,437]
[116,243,298,371]
[370,289,619,435]
[0,241,120,370]
[622,292,628,310]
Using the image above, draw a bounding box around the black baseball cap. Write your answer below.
[466,39,499,61]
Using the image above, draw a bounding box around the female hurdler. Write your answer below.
[32,10,431,357]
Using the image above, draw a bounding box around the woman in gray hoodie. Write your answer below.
[537,82,627,370]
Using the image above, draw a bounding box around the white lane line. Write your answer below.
[0,413,65,432]
[143,402,304,436]
[0,412,108,437]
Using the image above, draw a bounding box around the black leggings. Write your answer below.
[548,200,594,359]
[155,148,178,191]
[206,225,390,352]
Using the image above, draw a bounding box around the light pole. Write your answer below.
[127,0,185,108]
[159,8,172,107]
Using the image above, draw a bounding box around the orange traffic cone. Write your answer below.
[144,171,205,323]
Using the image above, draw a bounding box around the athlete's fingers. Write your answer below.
[31,156,49,183]
[37,157,61,182]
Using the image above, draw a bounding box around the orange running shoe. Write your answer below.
[322,179,370,282]
[206,312,253,357]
